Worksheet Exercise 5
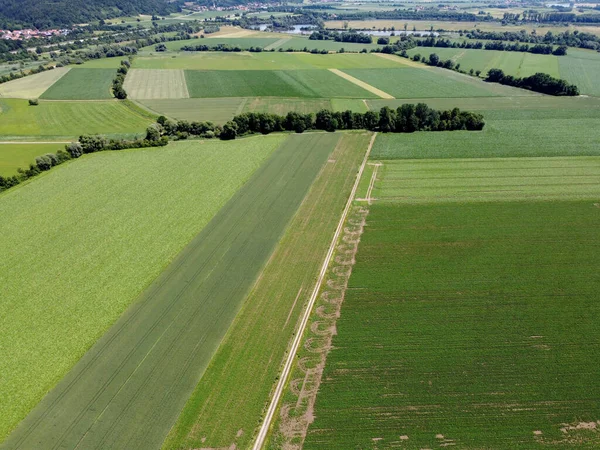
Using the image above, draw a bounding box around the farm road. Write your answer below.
[1,133,339,450]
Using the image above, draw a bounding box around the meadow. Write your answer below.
[342,66,527,98]
[164,132,372,450]
[0,99,154,140]
[131,51,404,70]
[0,68,70,99]
[558,50,600,97]
[124,69,190,99]
[304,199,600,448]
[137,97,246,123]
[0,135,284,442]
[184,69,376,98]
[371,102,600,159]
[0,143,66,176]
[40,68,115,100]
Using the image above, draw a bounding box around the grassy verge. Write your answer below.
[163,132,372,450]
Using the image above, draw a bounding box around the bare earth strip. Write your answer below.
[0,68,70,99]
[253,132,377,450]
[124,69,189,99]
[328,69,394,99]
[265,37,292,51]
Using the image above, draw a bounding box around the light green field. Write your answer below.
[40,68,115,100]
[271,37,381,52]
[0,143,65,176]
[78,57,128,68]
[184,69,376,98]
[151,37,280,51]
[0,135,284,442]
[370,105,600,159]
[331,98,369,112]
[0,99,154,140]
[303,199,600,449]
[374,157,600,203]
[132,51,404,70]
[0,68,70,99]
[406,47,561,78]
[137,97,246,123]
[346,65,540,98]
[124,69,189,99]
[164,132,372,450]
[2,133,338,449]
[242,97,333,115]
[559,49,600,97]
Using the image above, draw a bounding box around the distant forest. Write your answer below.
[0,0,180,29]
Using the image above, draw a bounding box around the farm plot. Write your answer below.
[124,69,189,99]
[341,67,525,98]
[0,68,70,99]
[370,105,600,159]
[138,97,246,124]
[2,133,339,450]
[132,51,403,70]
[0,135,284,443]
[374,157,600,203]
[164,132,372,450]
[0,99,154,140]
[0,143,66,176]
[242,97,332,115]
[40,68,115,100]
[184,69,377,98]
[303,198,600,449]
[559,50,600,97]
[156,37,280,51]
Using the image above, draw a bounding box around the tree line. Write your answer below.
[416,36,567,56]
[465,30,600,52]
[486,69,579,96]
[112,60,130,100]
[309,30,373,44]
[0,104,485,194]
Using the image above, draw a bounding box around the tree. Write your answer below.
[220,121,238,140]
[378,106,396,132]
[35,155,53,171]
[377,37,390,45]
[145,124,162,141]
[428,53,440,66]
[315,110,337,132]
[66,142,83,158]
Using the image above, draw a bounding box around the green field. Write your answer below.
[343,66,534,98]
[407,47,561,79]
[303,198,600,448]
[40,68,115,100]
[137,97,246,123]
[242,97,333,115]
[184,69,376,98]
[0,135,284,442]
[0,68,70,99]
[371,104,600,159]
[559,50,600,97]
[164,132,372,450]
[0,99,154,139]
[271,36,381,52]
[0,143,66,176]
[2,133,339,449]
[132,51,404,70]
[124,69,189,99]
[375,157,600,203]
[153,37,280,51]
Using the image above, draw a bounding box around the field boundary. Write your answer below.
[328,69,394,99]
[252,132,377,450]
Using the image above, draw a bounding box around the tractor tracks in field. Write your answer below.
[251,132,376,450]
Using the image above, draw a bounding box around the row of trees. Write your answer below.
[486,69,579,96]
[465,30,600,52]
[309,30,373,44]
[0,132,168,193]
[112,60,129,99]
[416,36,567,55]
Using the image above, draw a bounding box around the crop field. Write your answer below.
[124,69,189,99]
[374,157,600,203]
[154,37,280,52]
[270,37,381,52]
[559,50,600,97]
[341,67,527,98]
[370,105,600,159]
[0,143,65,176]
[303,198,600,448]
[40,68,115,100]
[2,133,339,449]
[0,135,284,442]
[132,51,404,70]
[0,99,154,140]
[164,132,372,450]
[242,97,333,115]
[137,97,246,123]
[184,69,376,98]
[0,68,70,99]
[406,47,561,79]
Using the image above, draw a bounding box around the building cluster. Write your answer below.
[1,29,70,40]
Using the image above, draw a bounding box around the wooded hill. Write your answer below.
[0,0,180,29]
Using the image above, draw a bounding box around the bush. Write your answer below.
[28,99,39,106]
